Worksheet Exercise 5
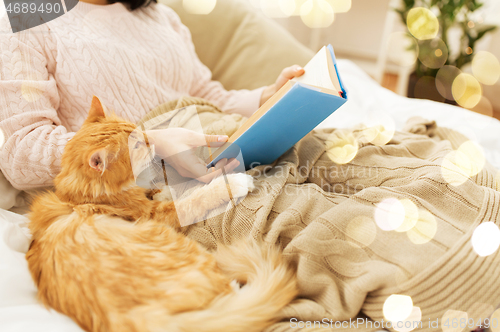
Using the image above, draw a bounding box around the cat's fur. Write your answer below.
[26,96,297,332]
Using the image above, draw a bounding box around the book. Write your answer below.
[206,44,348,169]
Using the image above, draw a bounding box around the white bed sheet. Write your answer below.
[1,59,499,332]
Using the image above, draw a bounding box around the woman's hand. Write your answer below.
[260,65,305,106]
[145,128,239,183]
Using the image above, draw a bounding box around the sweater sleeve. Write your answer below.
[0,25,74,190]
[160,5,265,117]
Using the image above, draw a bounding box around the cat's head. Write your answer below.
[55,96,154,199]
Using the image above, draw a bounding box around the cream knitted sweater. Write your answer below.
[0,1,264,190]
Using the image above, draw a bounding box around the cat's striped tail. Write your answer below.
[163,240,298,332]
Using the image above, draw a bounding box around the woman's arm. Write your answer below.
[158,6,269,117]
[0,27,74,190]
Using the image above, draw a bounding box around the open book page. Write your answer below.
[292,46,341,96]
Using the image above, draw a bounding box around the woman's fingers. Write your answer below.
[197,158,240,183]
[190,131,228,146]
[281,65,305,80]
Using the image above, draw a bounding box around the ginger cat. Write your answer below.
[26,96,297,332]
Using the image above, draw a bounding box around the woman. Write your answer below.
[0,0,305,189]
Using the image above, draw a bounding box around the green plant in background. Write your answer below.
[395,0,497,79]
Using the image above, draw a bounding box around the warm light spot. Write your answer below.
[300,0,334,28]
[469,96,494,118]
[383,294,414,322]
[260,0,295,17]
[406,7,439,40]
[468,21,475,28]
[395,199,419,233]
[418,38,448,69]
[183,0,217,14]
[442,310,468,332]
[407,209,437,244]
[472,51,500,85]
[248,0,261,9]
[491,308,500,332]
[436,66,462,100]
[467,302,494,326]
[393,306,422,332]
[441,150,472,186]
[360,112,395,146]
[0,0,6,20]
[457,141,485,177]
[375,198,405,231]
[325,130,358,164]
[387,32,419,67]
[466,47,473,55]
[21,72,45,103]
[289,0,308,15]
[452,73,482,109]
[471,222,500,257]
[441,141,485,186]
[326,0,351,13]
[345,216,377,248]
[0,128,5,150]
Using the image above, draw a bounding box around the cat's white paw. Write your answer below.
[226,173,255,198]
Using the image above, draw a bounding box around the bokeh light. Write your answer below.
[0,0,6,21]
[375,198,405,231]
[395,199,419,233]
[288,0,308,15]
[458,141,485,176]
[436,65,462,101]
[0,128,4,149]
[441,150,471,186]
[387,32,419,67]
[345,215,377,248]
[407,209,437,244]
[393,306,422,332]
[21,72,45,103]
[406,7,439,40]
[418,38,448,69]
[471,222,500,257]
[326,0,351,13]
[325,130,358,164]
[248,0,260,8]
[467,302,494,325]
[441,140,485,186]
[260,0,295,18]
[183,0,217,14]
[472,51,500,85]
[360,111,395,146]
[383,294,414,322]
[491,308,500,332]
[300,0,334,28]
[441,310,468,332]
[452,73,482,109]
[469,96,494,118]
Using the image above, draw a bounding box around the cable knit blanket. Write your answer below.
[140,97,500,332]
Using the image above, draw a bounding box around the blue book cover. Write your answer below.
[207,44,348,169]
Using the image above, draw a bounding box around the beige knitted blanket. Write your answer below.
[140,97,500,332]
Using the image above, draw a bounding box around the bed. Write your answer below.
[1,0,500,331]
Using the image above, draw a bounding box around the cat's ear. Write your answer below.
[85,96,106,124]
[89,149,108,175]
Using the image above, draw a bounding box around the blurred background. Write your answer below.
[184,0,500,120]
